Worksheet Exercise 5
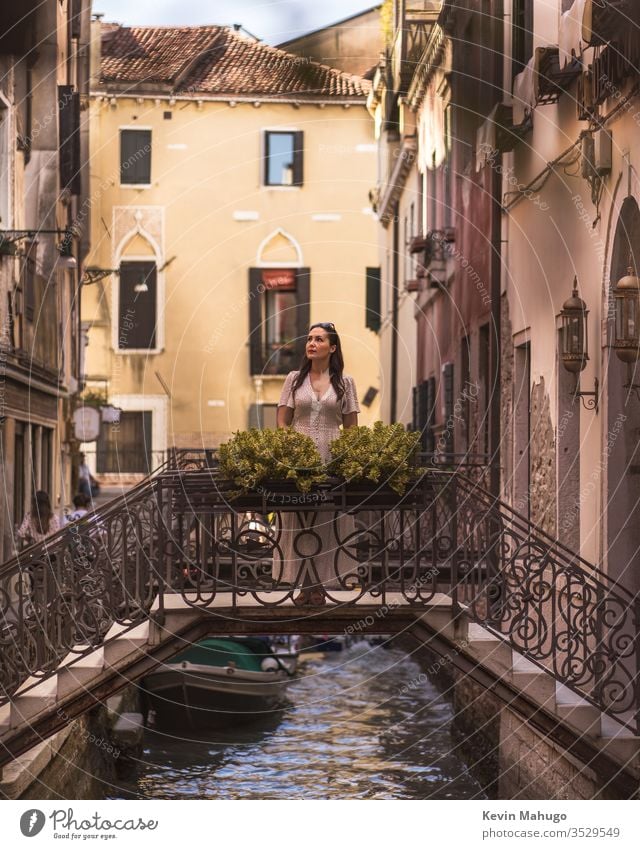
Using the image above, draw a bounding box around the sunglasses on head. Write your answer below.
[314,322,336,331]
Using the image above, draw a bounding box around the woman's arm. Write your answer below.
[342,412,358,429]
[277,406,294,428]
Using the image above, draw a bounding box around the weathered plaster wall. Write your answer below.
[530,377,556,537]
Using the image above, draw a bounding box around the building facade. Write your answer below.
[83,23,380,481]
[0,0,92,559]
[369,0,500,476]
[371,0,640,592]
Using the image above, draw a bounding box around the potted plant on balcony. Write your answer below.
[217,427,328,506]
[328,421,425,508]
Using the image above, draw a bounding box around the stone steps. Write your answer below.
[460,618,639,773]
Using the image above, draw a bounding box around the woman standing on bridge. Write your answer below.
[276,322,359,606]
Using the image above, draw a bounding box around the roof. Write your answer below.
[99,24,370,99]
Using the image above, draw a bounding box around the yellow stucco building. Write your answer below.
[83,22,380,479]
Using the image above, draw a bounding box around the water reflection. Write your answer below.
[111,641,485,800]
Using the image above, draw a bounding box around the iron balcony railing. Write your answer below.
[0,457,637,734]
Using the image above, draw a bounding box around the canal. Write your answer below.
[109,640,486,800]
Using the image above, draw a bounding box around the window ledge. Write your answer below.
[113,347,164,356]
[251,373,289,380]
[261,185,302,191]
[119,183,153,190]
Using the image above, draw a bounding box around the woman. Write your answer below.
[17,490,60,545]
[276,322,359,606]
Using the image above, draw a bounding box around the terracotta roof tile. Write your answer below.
[99,25,370,99]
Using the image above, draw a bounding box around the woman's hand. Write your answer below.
[342,412,358,429]
[277,406,294,428]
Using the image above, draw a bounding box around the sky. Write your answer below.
[93,0,377,44]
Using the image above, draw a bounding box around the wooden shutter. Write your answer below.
[58,86,81,195]
[118,262,157,349]
[442,363,454,456]
[417,381,429,451]
[294,267,310,364]
[426,377,436,452]
[292,131,304,186]
[365,267,381,332]
[248,268,264,375]
[120,129,152,184]
[70,0,82,38]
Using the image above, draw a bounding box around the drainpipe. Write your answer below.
[390,204,400,423]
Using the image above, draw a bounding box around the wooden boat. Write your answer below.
[142,636,298,730]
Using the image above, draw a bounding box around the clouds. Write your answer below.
[94,0,374,44]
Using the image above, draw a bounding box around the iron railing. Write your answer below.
[0,458,638,733]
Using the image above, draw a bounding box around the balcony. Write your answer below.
[391,5,442,95]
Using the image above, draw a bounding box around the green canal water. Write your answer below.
[109,641,486,800]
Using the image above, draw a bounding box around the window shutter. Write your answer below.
[118,261,157,349]
[70,0,82,38]
[120,129,152,184]
[412,385,418,431]
[417,381,428,451]
[292,131,304,186]
[365,267,382,332]
[58,85,81,195]
[442,363,454,456]
[294,267,310,364]
[426,377,436,453]
[248,268,263,375]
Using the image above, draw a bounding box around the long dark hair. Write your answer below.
[31,490,53,535]
[292,322,345,400]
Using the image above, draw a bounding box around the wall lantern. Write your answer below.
[560,277,598,411]
[613,255,640,363]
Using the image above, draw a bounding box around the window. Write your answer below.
[41,428,52,496]
[120,129,152,185]
[365,267,381,333]
[264,131,303,186]
[14,423,24,524]
[21,241,36,323]
[512,0,533,79]
[58,85,80,195]
[442,362,455,456]
[96,411,152,473]
[413,377,435,452]
[479,324,491,456]
[460,335,471,451]
[0,98,10,226]
[118,261,157,350]
[248,268,309,375]
[248,404,278,429]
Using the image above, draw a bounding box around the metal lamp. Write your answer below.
[613,256,640,363]
[560,277,588,373]
[560,277,598,411]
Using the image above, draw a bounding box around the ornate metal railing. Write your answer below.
[0,459,638,733]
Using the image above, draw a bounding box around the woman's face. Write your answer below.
[306,328,336,361]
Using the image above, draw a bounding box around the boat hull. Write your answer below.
[143,661,292,730]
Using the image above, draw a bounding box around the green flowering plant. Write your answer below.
[218,428,327,494]
[328,421,423,495]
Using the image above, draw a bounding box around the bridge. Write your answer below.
[1,453,639,795]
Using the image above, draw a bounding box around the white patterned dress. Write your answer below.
[274,371,360,589]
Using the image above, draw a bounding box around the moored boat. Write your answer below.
[142,636,298,730]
